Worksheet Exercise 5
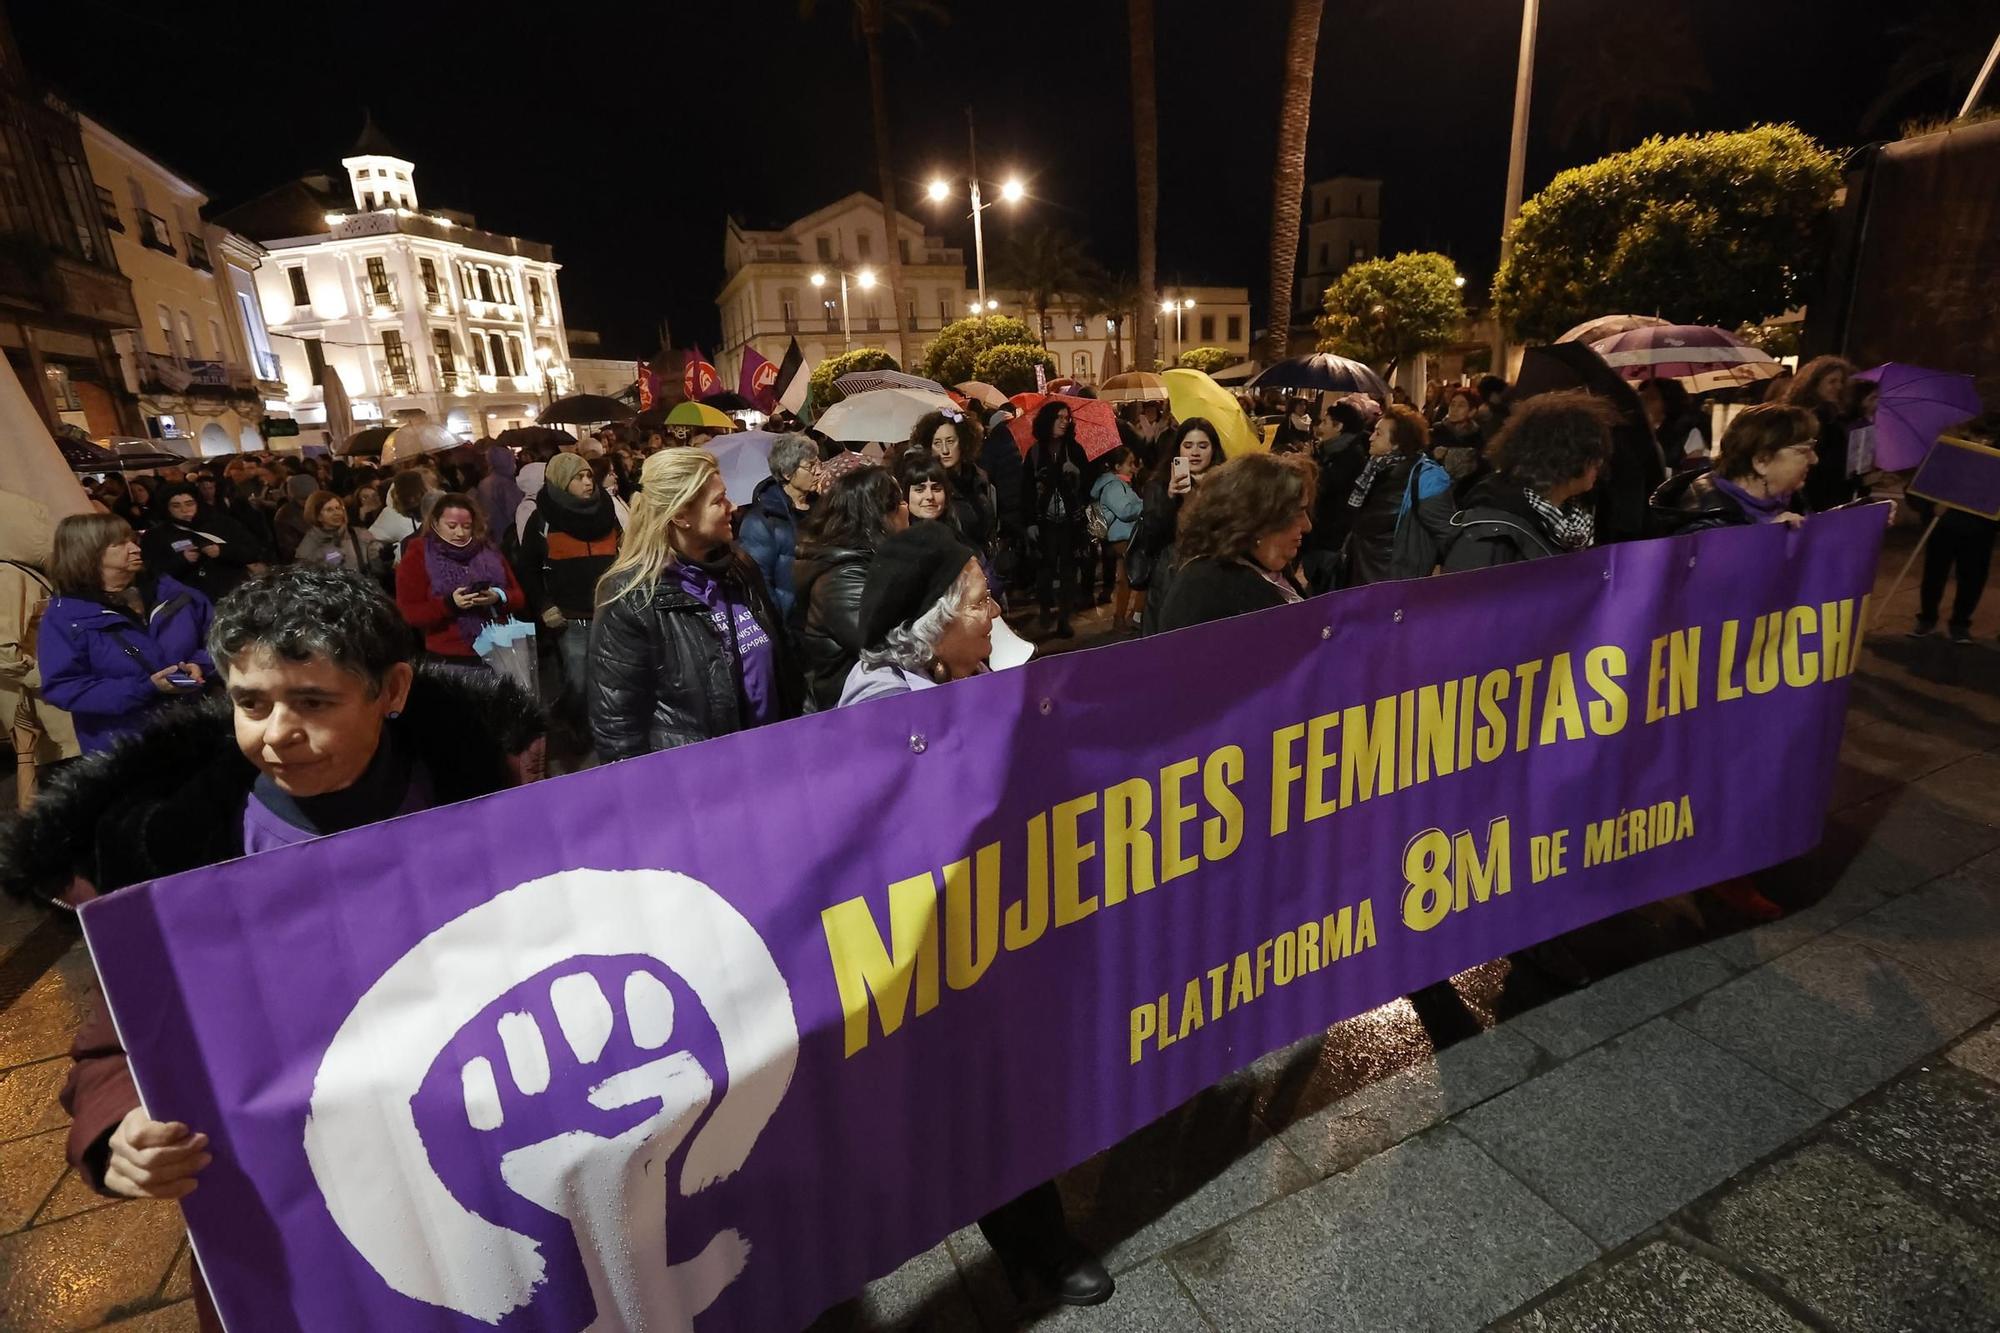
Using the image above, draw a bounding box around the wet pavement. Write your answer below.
[4,529,2000,1332]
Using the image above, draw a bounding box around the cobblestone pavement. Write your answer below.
[4,532,1998,1332]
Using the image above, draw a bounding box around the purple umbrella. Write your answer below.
[1589,324,1778,384]
[1854,363,1984,471]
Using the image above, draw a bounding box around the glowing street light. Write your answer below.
[811,269,874,351]
[925,111,1027,314]
[1000,178,1025,203]
[1160,297,1196,361]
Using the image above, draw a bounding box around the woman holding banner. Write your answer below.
[587,448,801,757]
[1649,404,1821,535]
[0,566,545,1333]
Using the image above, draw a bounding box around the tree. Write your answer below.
[918,314,1041,386]
[1492,126,1844,343]
[1545,15,1711,152]
[801,0,946,363]
[809,347,900,408]
[1082,272,1146,375]
[1176,347,1236,374]
[1859,0,1997,131]
[971,343,1056,396]
[1315,252,1467,369]
[1127,0,1159,373]
[1261,0,1326,362]
[992,226,1104,346]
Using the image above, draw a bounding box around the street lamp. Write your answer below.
[927,173,1024,316]
[1159,297,1195,363]
[810,267,877,353]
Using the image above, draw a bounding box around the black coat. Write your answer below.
[1596,419,1668,543]
[518,485,622,620]
[790,542,871,711]
[587,549,802,758]
[1310,435,1368,553]
[1649,468,1770,535]
[1133,474,1187,635]
[0,663,542,908]
[139,509,268,602]
[1155,557,1298,633]
[1800,406,1862,512]
[1441,477,1562,570]
[1022,437,1089,533]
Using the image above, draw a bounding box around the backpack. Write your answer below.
[1083,498,1112,543]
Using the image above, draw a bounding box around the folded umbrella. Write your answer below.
[1246,352,1388,400]
[1162,369,1263,458]
[1854,363,1984,471]
[1005,393,1123,460]
[815,386,959,443]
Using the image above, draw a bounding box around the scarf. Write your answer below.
[669,551,778,726]
[1710,475,1794,524]
[1522,489,1596,550]
[423,532,509,649]
[1348,454,1393,508]
[539,482,620,541]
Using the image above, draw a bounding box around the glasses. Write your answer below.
[1782,442,1820,459]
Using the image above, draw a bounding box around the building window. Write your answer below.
[781,289,798,331]
[286,266,310,306]
[507,335,526,375]
[816,235,833,261]
[358,168,371,179]
[44,365,81,413]
[363,192,377,210]
[1227,314,1242,342]
[488,333,509,376]
[477,268,496,303]
[864,299,880,333]
[470,335,489,375]
[304,338,327,383]
[432,329,456,378]
[497,270,516,306]
[1040,314,1052,336]
[906,291,919,332]
[1198,315,1215,342]
[179,311,199,358]
[855,231,871,260]
[155,304,173,354]
[1073,351,1092,379]
[938,294,951,325]
[529,277,546,319]
[899,237,910,264]
[382,330,411,390]
[209,319,225,360]
[420,258,440,305]
[365,256,390,301]
[94,184,122,232]
[1073,317,1086,334]
[824,298,839,332]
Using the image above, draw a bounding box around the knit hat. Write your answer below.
[857,522,980,649]
[545,453,589,492]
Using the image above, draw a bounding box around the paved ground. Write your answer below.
[4,527,1999,1332]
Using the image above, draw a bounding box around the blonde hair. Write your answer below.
[596,447,719,606]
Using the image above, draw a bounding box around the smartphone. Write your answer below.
[166,672,200,689]
[1171,456,1191,486]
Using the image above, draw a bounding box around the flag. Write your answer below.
[740,345,780,414]
[682,347,722,401]
[776,344,814,418]
[636,360,656,411]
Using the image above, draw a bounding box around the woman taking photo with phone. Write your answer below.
[1134,417,1228,635]
[36,513,214,753]
[395,492,524,668]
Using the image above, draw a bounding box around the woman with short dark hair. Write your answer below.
[1445,392,1617,569]
[37,512,213,752]
[1156,453,1319,632]
[911,408,998,556]
[1650,403,1820,534]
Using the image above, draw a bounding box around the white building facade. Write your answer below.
[221,125,572,445]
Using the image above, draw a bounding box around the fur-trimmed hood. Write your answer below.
[0,662,544,909]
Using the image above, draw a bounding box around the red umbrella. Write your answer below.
[1006,393,1122,460]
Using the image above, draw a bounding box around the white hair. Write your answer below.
[858,559,983,675]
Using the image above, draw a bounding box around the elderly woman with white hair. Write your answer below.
[737,432,822,620]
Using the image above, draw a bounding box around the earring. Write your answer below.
[387,709,402,720]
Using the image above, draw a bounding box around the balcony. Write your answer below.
[137,210,175,255]
[95,185,122,233]
[134,350,256,397]
[185,233,211,272]
[420,288,452,316]
[252,350,283,383]
[374,359,415,395]
[356,276,400,315]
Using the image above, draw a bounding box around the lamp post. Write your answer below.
[926,109,1025,316]
[1493,0,1541,376]
[810,267,877,353]
[1159,296,1195,364]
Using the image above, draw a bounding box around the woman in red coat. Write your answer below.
[394,491,524,666]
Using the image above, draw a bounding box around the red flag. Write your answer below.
[636,360,656,410]
[682,347,722,400]
[739,345,779,413]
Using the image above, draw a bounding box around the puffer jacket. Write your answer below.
[36,575,213,753]
[1441,475,1562,570]
[587,548,802,757]
[1648,467,1766,536]
[790,542,871,711]
[736,476,805,620]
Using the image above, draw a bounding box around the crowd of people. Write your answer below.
[0,347,1969,1328]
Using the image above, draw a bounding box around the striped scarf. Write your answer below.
[1522,489,1595,550]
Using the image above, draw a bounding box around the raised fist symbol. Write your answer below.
[460,969,747,1330]
[306,869,799,1327]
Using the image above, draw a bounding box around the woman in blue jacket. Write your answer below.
[37,513,213,753]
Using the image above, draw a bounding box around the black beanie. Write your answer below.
[858,521,980,649]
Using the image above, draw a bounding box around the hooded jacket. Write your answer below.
[0,490,78,762]
[736,476,806,620]
[1441,475,1563,571]
[36,574,213,752]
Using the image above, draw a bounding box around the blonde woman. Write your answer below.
[587,448,801,758]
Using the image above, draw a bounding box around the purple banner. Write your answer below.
[81,510,1885,1332]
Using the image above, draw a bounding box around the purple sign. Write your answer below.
[1909,434,2000,519]
[81,510,1886,1332]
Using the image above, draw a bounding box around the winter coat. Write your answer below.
[0,664,541,1332]
[1133,474,1190,635]
[0,491,77,763]
[292,523,380,574]
[791,542,873,711]
[1648,468,1773,535]
[1156,557,1302,633]
[980,421,1029,545]
[1596,417,1668,543]
[736,476,807,620]
[1441,476,1563,571]
[138,508,267,603]
[518,486,622,621]
[394,535,526,659]
[36,575,213,753]
[587,548,802,758]
[1090,472,1145,544]
[1343,455,1454,586]
[1309,435,1369,554]
[1022,437,1089,536]
[945,464,1000,554]
[1801,405,1864,512]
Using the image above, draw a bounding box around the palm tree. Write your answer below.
[1083,271,1146,373]
[1262,0,1325,363]
[1128,0,1159,372]
[801,0,947,363]
[1545,15,1710,152]
[993,226,1103,347]
[1859,0,1998,130]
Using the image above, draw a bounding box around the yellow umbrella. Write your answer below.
[1163,368,1263,457]
[664,400,734,431]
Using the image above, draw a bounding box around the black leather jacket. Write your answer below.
[1649,468,1763,536]
[790,542,871,712]
[586,549,801,759]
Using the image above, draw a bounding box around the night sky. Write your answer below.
[14,0,1974,357]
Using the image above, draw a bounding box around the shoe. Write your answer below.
[1000,1250,1114,1307]
[1909,618,1937,638]
[1950,624,1973,644]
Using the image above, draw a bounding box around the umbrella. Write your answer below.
[1854,363,1983,471]
[1674,363,1786,395]
[60,437,184,473]
[1098,371,1169,403]
[538,393,636,425]
[1004,393,1123,460]
[1046,378,1083,396]
[494,425,575,452]
[382,421,459,465]
[707,431,781,506]
[954,380,1009,409]
[815,386,959,443]
[663,400,736,432]
[1162,369,1263,458]
[1246,352,1389,400]
[834,368,943,397]
[341,425,395,456]
[1098,371,1168,404]
[1589,324,1777,385]
[1555,314,1669,345]
[1513,343,1646,419]
[1210,361,1260,385]
[701,390,756,414]
[1514,343,1659,542]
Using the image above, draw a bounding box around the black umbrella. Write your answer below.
[494,425,576,452]
[1513,343,1662,542]
[539,394,637,425]
[700,391,754,414]
[60,434,185,473]
[1246,353,1389,400]
[340,425,396,456]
